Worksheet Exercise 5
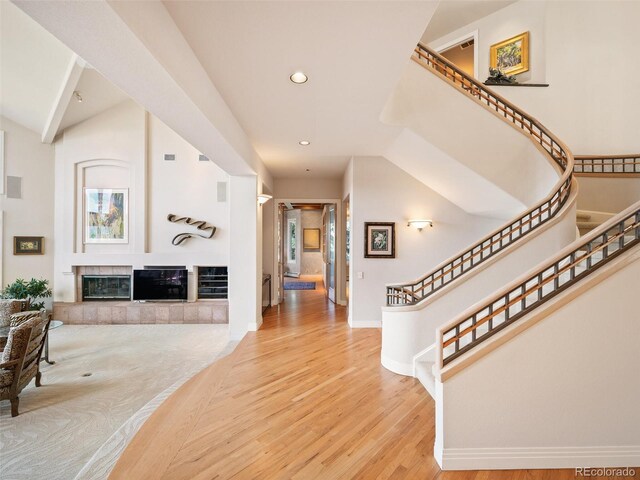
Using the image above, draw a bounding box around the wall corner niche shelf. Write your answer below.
[197,266,228,299]
[483,83,549,87]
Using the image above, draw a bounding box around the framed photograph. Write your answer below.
[365,222,395,258]
[14,236,44,255]
[303,228,321,251]
[490,31,529,75]
[84,188,129,244]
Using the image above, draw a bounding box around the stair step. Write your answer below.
[415,360,436,400]
[576,213,592,221]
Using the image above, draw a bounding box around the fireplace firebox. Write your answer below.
[82,275,131,301]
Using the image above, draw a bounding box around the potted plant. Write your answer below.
[485,67,518,85]
[1,278,53,311]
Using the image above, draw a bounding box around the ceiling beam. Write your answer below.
[41,55,84,144]
[14,0,272,187]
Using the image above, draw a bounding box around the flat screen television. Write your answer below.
[133,269,188,301]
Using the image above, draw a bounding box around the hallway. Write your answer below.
[109,285,610,479]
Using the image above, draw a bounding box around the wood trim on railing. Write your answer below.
[574,154,640,177]
[438,200,640,367]
[386,43,574,306]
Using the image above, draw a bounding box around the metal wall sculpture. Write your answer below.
[167,214,217,246]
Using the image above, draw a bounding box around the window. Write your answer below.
[288,218,296,262]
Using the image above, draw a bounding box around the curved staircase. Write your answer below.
[381,44,578,375]
[382,43,640,471]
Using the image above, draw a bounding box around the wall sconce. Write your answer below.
[407,219,433,231]
[257,194,273,206]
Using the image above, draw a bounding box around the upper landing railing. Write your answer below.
[439,201,640,367]
[386,43,574,306]
[574,155,640,176]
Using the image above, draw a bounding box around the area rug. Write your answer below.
[284,282,316,290]
[0,324,231,480]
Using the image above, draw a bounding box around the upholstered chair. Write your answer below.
[0,310,50,417]
[0,299,24,328]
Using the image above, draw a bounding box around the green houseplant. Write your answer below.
[1,278,52,311]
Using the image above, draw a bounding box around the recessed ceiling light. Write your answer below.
[290,72,308,84]
[299,140,310,146]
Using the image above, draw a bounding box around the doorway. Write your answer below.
[274,200,340,305]
[435,31,478,78]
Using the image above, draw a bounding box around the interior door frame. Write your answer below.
[272,197,345,306]
[433,29,479,79]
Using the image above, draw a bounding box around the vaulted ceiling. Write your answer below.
[0,2,128,140]
[8,0,517,179]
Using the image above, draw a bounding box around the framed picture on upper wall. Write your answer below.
[303,228,321,251]
[14,236,44,255]
[84,188,129,244]
[364,222,395,258]
[490,31,529,75]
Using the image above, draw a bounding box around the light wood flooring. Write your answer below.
[110,284,638,479]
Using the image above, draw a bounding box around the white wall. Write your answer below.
[53,100,230,302]
[0,116,55,288]
[427,1,547,84]
[348,156,503,327]
[381,61,558,218]
[274,177,342,200]
[301,209,323,275]
[148,115,230,253]
[430,1,640,156]
[436,252,640,469]
[577,177,640,213]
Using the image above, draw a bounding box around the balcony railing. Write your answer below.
[574,155,640,176]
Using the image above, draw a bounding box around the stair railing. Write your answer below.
[438,201,640,367]
[386,43,574,306]
[574,155,640,176]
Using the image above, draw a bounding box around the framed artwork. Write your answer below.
[14,236,44,255]
[490,31,529,75]
[364,222,395,258]
[84,188,129,244]
[303,228,321,251]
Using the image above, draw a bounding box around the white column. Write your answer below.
[228,175,260,340]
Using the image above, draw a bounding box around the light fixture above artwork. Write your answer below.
[257,194,273,205]
[407,219,433,231]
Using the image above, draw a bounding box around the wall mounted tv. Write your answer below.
[133,269,188,301]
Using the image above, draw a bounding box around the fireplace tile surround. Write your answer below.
[54,265,228,325]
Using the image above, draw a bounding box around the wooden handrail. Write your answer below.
[386,43,574,306]
[574,154,640,176]
[439,200,640,366]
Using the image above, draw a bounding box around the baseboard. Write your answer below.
[349,320,381,328]
[248,317,263,331]
[437,445,640,470]
[381,354,413,377]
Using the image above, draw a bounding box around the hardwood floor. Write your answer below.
[110,285,638,479]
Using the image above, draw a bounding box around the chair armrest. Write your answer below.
[0,359,20,370]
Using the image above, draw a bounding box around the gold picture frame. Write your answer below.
[14,236,44,255]
[303,228,321,251]
[490,31,529,75]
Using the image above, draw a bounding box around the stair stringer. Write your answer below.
[380,179,578,376]
[433,247,640,470]
[381,61,560,211]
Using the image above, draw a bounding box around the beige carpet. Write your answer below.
[0,324,233,480]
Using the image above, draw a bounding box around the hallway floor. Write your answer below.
[109,284,630,479]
